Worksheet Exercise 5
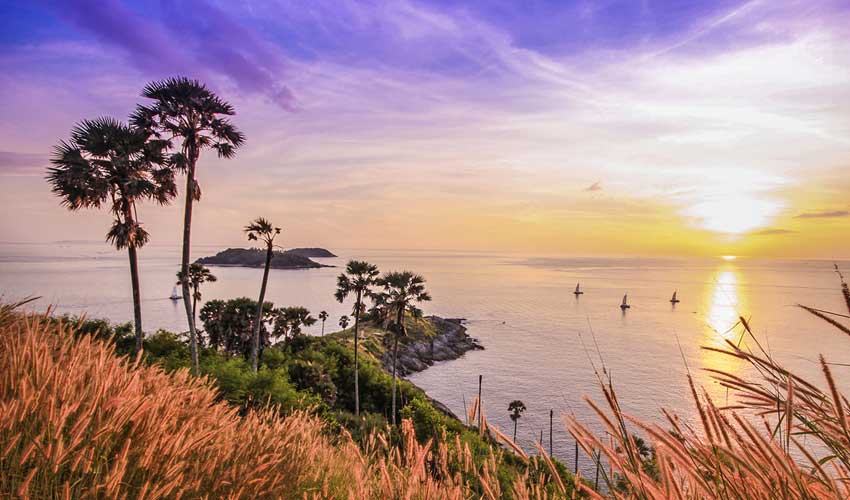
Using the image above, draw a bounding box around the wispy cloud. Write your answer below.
[0,151,46,176]
[794,210,849,219]
[751,228,797,235]
[37,0,295,110]
[1,0,850,255]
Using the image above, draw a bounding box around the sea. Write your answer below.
[2,241,849,479]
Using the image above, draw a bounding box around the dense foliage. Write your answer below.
[53,308,578,498]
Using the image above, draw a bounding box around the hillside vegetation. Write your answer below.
[0,306,578,499]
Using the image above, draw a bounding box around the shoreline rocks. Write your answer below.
[381,316,483,377]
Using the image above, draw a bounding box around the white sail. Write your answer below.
[170,286,180,300]
[575,283,580,293]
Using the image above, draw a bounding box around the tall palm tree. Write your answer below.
[508,400,527,442]
[244,217,281,372]
[176,263,217,372]
[377,271,431,425]
[339,315,350,330]
[318,310,329,336]
[47,117,175,353]
[132,77,245,375]
[334,260,380,416]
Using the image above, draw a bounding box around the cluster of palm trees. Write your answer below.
[334,263,431,423]
[48,75,435,424]
[47,77,244,375]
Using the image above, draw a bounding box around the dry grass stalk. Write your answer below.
[0,309,571,499]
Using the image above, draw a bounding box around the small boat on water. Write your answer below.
[670,291,680,304]
[169,286,181,301]
[574,283,584,295]
[620,294,630,310]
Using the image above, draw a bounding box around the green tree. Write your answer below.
[318,310,329,336]
[244,217,281,372]
[272,306,317,344]
[199,297,274,357]
[47,117,175,353]
[377,271,431,425]
[508,400,527,442]
[176,263,217,372]
[339,315,350,330]
[335,260,380,416]
[133,77,245,375]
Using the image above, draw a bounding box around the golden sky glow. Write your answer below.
[0,1,848,258]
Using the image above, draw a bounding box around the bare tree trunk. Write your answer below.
[181,154,199,376]
[251,244,273,372]
[127,244,143,354]
[354,290,361,416]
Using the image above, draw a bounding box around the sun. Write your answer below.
[684,195,783,235]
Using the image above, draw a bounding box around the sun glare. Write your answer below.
[684,195,783,235]
[722,255,736,261]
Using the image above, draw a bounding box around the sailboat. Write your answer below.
[620,294,630,310]
[169,286,181,301]
[670,291,680,304]
[574,283,583,295]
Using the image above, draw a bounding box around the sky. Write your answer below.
[1,0,849,258]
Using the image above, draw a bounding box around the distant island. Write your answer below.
[196,247,335,269]
[286,247,337,258]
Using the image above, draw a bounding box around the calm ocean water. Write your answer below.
[2,241,849,477]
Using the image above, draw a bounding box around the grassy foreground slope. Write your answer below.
[0,308,577,499]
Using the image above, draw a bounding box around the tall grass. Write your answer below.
[563,273,850,499]
[0,309,572,499]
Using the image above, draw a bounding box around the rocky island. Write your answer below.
[286,247,337,258]
[196,247,334,269]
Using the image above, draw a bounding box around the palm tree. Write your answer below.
[272,306,317,344]
[318,310,329,336]
[508,400,527,442]
[334,260,380,416]
[176,263,217,372]
[132,77,245,375]
[377,271,431,425]
[244,217,281,372]
[47,117,175,354]
[339,315,350,330]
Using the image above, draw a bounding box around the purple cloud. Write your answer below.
[0,151,47,176]
[37,0,295,110]
[794,210,849,219]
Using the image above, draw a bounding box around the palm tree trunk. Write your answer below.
[321,320,325,337]
[127,244,143,354]
[181,153,199,375]
[191,285,199,372]
[390,305,403,426]
[354,291,361,416]
[513,419,518,442]
[251,244,273,372]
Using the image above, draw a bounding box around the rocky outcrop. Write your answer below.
[381,316,483,377]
